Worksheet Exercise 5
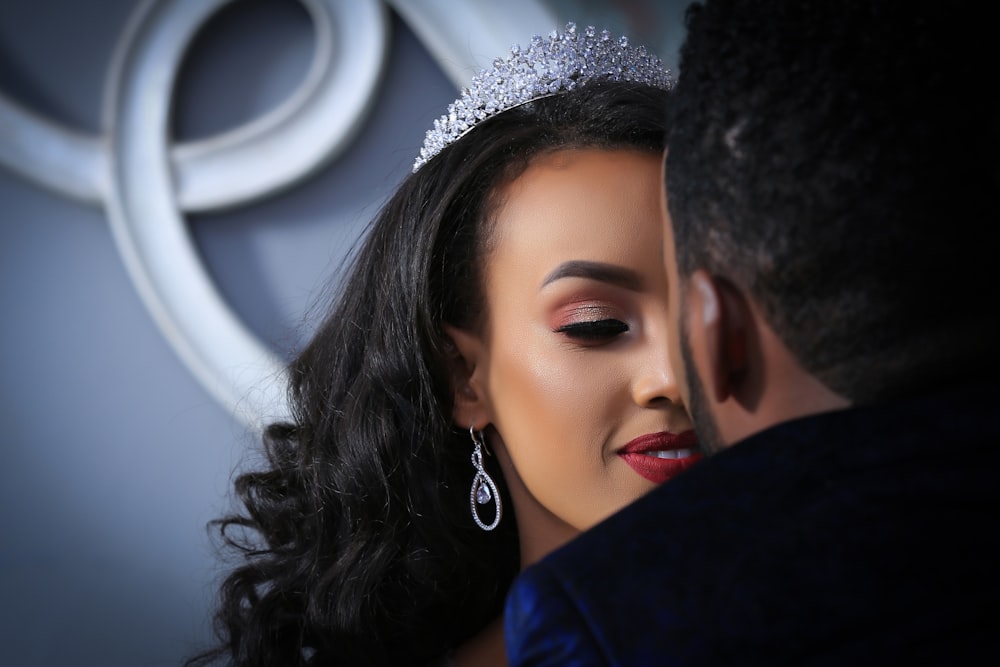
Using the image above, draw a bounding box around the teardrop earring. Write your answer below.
[468,426,502,531]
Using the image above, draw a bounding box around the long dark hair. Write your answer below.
[190,80,670,666]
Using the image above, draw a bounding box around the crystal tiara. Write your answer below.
[412,22,673,172]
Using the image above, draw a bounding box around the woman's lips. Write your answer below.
[618,430,702,484]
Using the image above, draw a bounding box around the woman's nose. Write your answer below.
[632,353,682,408]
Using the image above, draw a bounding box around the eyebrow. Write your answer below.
[541,260,643,291]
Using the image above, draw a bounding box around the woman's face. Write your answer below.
[453,148,699,548]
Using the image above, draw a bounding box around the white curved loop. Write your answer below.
[0,0,389,213]
[172,0,389,211]
[0,95,109,203]
[100,0,386,429]
[103,0,280,429]
[1,0,554,430]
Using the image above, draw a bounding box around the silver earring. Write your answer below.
[469,426,502,531]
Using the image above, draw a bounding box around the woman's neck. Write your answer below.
[491,440,580,568]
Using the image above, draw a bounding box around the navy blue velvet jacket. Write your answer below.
[505,383,999,665]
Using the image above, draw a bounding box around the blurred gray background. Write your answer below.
[0,1,689,664]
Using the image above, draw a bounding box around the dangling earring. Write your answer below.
[469,426,502,531]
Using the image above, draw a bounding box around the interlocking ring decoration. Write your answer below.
[0,0,558,430]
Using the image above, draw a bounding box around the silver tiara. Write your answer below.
[412,22,673,172]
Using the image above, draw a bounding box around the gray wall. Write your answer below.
[0,1,688,665]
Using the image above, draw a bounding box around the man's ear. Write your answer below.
[686,270,750,403]
[441,324,492,429]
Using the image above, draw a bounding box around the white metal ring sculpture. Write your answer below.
[0,0,558,430]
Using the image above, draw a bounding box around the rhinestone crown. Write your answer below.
[412,22,673,172]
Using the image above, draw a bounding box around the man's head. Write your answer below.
[662,0,999,451]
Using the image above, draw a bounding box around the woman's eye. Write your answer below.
[555,319,629,340]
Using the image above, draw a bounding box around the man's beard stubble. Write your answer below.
[680,310,725,456]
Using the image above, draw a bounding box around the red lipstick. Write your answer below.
[618,430,701,484]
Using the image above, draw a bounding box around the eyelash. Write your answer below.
[555,319,629,340]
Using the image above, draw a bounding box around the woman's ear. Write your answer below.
[441,324,492,429]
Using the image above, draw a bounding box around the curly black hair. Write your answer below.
[665,0,1000,403]
[188,79,670,667]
